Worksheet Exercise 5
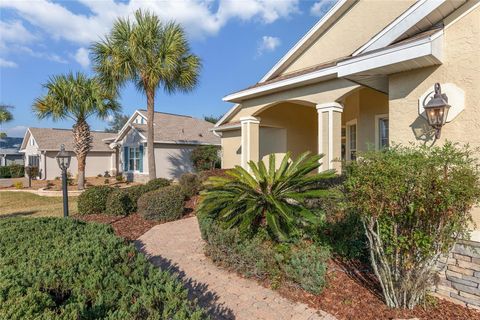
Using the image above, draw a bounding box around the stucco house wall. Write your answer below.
[221,130,242,169]
[42,151,113,180]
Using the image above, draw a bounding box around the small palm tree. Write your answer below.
[0,105,14,139]
[198,152,336,242]
[34,72,119,190]
[91,9,201,181]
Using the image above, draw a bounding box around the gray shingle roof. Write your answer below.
[28,128,115,152]
[135,110,220,145]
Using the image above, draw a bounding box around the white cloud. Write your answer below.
[74,47,90,68]
[0,58,17,68]
[3,125,27,137]
[0,0,300,45]
[257,36,281,56]
[0,20,36,50]
[310,0,337,17]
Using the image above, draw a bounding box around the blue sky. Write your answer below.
[0,0,335,137]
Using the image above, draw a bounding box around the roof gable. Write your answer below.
[262,0,416,81]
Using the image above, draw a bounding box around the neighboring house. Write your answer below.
[19,110,220,181]
[112,110,220,181]
[20,128,116,180]
[0,137,24,166]
[214,0,480,305]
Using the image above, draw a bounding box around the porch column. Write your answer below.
[316,102,343,172]
[240,116,260,169]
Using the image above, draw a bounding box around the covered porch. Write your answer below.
[216,82,389,172]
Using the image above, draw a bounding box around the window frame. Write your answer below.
[346,119,357,161]
[374,114,389,151]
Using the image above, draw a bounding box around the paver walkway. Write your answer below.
[136,216,336,320]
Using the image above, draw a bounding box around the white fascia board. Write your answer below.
[19,128,32,152]
[214,103,240,128]
[353,0,445,56]
[114,110,142,143]
[211,123,242,131]
[223,66,337,103]
[259,0,354,82]
[338,32,443,77]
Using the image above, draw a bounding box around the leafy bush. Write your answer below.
[284,243,330,294]
[191,145,220,171]
[0,218,205,319]
[138,185,185,221]
[115,174,124,182]
[145,178,171,192]
[179,173,201,198]
[13,181,23,189]
[105,189,134,216]
[124,185,147,212]
[198,213,330,294]
[198,152,335,242]
[0,164,24,178]
[77,185,113,215]
[344,143,480,308]
[104,178,110,184]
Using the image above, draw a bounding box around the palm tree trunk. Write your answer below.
[147,88,156,180]
[73,118,93,190]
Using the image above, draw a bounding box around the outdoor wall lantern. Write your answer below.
[423,83,451,139]
[56,144,71,218]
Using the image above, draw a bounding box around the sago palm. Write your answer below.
[91,9,201,180]
[198,152,336,242]
[34,72,119,190]
[0,105,14,139]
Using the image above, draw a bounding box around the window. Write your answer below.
[124,146,143,172]
[30,137,35,146]
[375,114,389,150]
[28,155,39,167]
[346,119,357,161]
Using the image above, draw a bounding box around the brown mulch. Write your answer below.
[76,213,160,241]
[271,258,480,320]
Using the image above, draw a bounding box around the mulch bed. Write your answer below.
[271,258,480,320]
[76,189,479,319]
[76,195,200,241]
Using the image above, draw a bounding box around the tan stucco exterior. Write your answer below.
[219,2,480,228]
[280,0,416,76]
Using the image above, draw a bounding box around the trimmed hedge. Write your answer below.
[0,164,24,178]
[0,218,205,319]
[105,189,134,216]
[77,185,113,215]
[145,178,171,192]
[179,173,201,198]
[138,185,185,221]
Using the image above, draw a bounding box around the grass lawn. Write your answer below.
[0,191,78,218]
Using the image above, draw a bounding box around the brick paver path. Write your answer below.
[136,216,336,320]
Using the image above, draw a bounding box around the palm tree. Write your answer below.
[34,72,119,190]
[0,105,14,139]
[198,152,336,241]
[91,9,201,180]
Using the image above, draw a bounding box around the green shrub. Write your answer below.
[179,173,201,198]
[198,152,335,242]
[191,145,220,171]
[284,243,330,294]
[124,185,147,212]
[115,174,124,182]
[145,178,171,192]
[198,212,329,294]
[105,189,134,216]
[0,218,205,319]
[138,185,185,221]
[0,164,25,178]
[77,185,113,215]
[344,143,480,309]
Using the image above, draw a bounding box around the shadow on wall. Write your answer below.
[168,148,194,179]
[134,240,235,320]
[410,116,436,146]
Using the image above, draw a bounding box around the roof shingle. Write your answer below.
[28,128,115,152]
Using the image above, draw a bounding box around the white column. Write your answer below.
[240,116,260,169]
[316,102,343,171]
